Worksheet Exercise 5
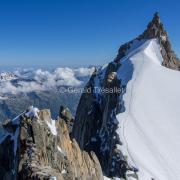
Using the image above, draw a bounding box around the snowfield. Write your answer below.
[116,39,180,180]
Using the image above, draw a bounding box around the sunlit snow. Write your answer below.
[117,39,180,180]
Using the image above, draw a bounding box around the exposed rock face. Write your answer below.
[73,63,123,177]
[72,13,180,178]
[0,108,103,180]
[141,12,180,70]
[59,106,74,135]
[0,119,20,180]
[0,135,17,180]
[115,12,180,70]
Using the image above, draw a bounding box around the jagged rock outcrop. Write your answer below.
[140,12,180,70]
[72,12,180,179]
[73,62,124,178]
[73,63,123,178]
[115,12,180,70]
[0,108,103,180]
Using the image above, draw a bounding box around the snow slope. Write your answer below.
[116,39,180,180]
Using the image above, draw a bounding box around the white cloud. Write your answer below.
[0,67,94,95]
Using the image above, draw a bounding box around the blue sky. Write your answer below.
[0,0,180,67]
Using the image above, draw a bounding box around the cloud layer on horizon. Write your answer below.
[0,67,95,95]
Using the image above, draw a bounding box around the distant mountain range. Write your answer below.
[0,67,94,121]
[0,72,17,81]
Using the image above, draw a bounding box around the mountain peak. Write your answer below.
[142,12,167,39]
[114,13,180,70]
[153,12,160,24]
[143,12,180,69]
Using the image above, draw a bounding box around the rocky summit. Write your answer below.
[115,12,180,70]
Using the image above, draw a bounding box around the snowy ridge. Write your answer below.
[116,39,180,180]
